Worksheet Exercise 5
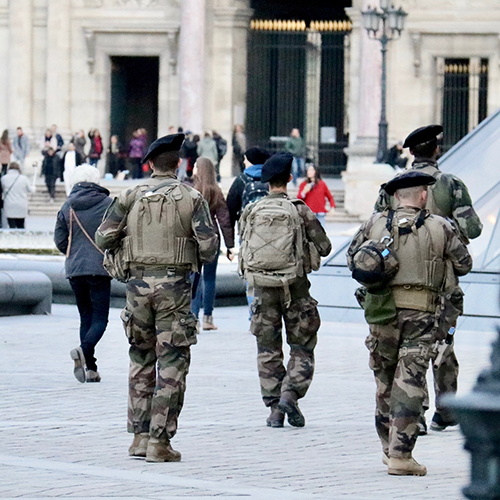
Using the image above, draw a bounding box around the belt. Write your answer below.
[129,267,190,279]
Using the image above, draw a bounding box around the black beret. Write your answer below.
[245,146,271,166]
[142,133,185,163]
[403,125,443,149]
[384,170,436,196]
[261,152,293,183]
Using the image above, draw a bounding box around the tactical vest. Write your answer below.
[124,179,198,270]
[370,208,446,312]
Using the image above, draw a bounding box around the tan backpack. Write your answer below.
[239,197,305,304]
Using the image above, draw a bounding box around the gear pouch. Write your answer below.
[363,287,397,325]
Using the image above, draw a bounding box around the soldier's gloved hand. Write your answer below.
[226,248,235,261]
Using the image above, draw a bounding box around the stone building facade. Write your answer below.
[0,0,499,183]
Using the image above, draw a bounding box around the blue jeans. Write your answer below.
[191,255,219,318]
[69,275,111,371]
[292,157,305,186]
[315,213,326,228]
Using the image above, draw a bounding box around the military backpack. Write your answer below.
[239,196,305,303]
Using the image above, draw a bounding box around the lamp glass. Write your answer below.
[388,7,399,30]
[396,9,407,31]
[380,0,390,10]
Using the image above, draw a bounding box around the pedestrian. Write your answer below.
[212,130,227,183]
[107,135,124,177]
[375,124,483,434]
[41,147,60,202]
[192,157,235,330]
[128,129,147,179]
[227,146,271,233]
[385,141,408,170]
[284,128,306,187]
[13,127,30,168]
[95,133,218,463]
[54,164,113,384]
[62,142,83,196]
[232,124,246,175]
[196,132,218,167]
[88,129,103,167]
[239,152,332,429]
[1,162,32,229]
[0,129,13,176]
[297,165,335,227]
[71,129,87,158]
[50,124,64,152]
[184,133,199,178]
[347,170,472,476]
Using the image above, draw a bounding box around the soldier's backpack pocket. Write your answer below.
[364,288,397,325]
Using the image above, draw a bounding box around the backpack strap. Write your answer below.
[66,207,105,258]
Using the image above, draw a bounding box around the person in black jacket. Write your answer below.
[54,164,113,383]
[226,146,271,232]
[41,147,61,202]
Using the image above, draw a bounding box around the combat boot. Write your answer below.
[86,369,101,383]
[129,433,149,457]
[388,457,427,476]
[430,412,458,431]
[278,391,305,427]
[203,315,218,331]
[145,437,182,462]
[70,347,86,383]
[266,403,285,428]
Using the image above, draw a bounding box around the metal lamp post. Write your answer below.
[361,0,407,163]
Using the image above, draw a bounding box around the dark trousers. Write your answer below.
[1,164,7,175]
[45,175,57,199]
[130,158,143,179]
[7,218,25,229]
[69,275,112,371]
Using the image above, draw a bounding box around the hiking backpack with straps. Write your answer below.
[239,197,305,302]
[241,173,269,210]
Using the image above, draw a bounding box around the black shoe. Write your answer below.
[418,416,428,436]
[430,412,458,431]
[278,392,305,428]
[266,404,285,428]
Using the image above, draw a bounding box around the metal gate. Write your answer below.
[246,20,350,176]
[437,57,489,152]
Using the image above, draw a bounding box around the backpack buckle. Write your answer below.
[380,235,394,247]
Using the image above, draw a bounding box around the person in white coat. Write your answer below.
[1,162,32,228]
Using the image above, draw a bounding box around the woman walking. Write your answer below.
[1,162,32,228]
[54,164,113,383]
[297,165,335,227]
[192,157,235,330]
[0,130,13,175]
[88,129,103,167]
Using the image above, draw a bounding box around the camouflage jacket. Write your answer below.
[374,159,483,244]
[95,172,218,266]
[240,191,332,261]
[346,207,473,283]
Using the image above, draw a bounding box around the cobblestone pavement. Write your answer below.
[0,304,496,500]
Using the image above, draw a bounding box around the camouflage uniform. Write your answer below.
[96,172,218,441]
[247,192,332,407]
[347,207,472,458]
[374,159,482,422]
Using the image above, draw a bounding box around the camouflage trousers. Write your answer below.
[250,286,320,407]
[366,309,434,458]
[120,272,197,440]
[423,344,459,422]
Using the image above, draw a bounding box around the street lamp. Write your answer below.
[362,1,407,163]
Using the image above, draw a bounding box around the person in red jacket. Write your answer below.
[297,165,335,227]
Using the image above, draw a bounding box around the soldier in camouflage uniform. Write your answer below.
[348,171,472,475]
[240,153,332,428]
[96,134,218,462]
[374,124,482,433]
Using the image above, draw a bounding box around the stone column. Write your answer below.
[9,0,33,131]
[209,0,253,177]
[305,31,322,164]
[343,1,394,220]
[45,0,71,134]
[179,0,206,134]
